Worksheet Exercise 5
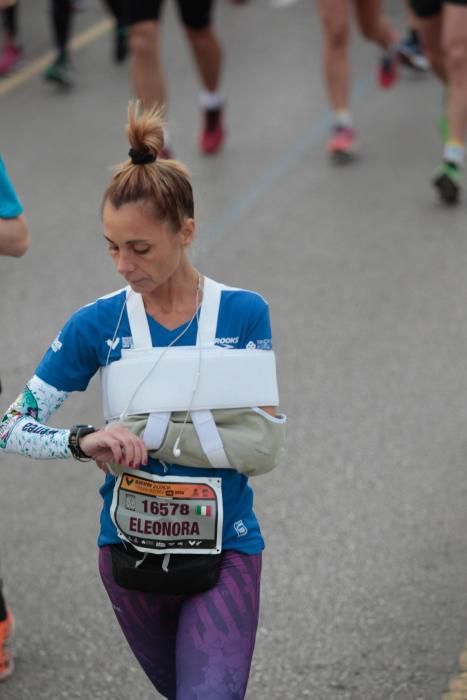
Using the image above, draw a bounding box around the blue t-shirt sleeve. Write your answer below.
[0,156,23,219]
[35,306,101,392]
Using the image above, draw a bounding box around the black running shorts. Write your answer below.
[409,0,467,19]
[127,0,214,30]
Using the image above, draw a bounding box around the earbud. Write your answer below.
[173,436,181,458]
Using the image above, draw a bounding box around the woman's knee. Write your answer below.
[323,19,349,53]
[129,21,159,61]
[443,37,467,77]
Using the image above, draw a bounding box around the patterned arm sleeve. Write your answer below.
[0,375,72,459]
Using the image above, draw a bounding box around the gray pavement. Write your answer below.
[1,1,467,698]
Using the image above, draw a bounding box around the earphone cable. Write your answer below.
[119,277,202,421]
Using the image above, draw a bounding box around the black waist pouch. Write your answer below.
[110,544,223,595]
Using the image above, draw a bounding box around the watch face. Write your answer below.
[70,425,94,444]
[76,425,96,439]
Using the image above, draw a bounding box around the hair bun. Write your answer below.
[103,99,194,235]
[126,100,164,163]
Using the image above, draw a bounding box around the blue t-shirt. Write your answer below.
[36,284,273,555]
[0,156,23,219]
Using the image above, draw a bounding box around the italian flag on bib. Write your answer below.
[196,505,212,517]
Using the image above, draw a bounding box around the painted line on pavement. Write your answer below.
[200,75,373,252]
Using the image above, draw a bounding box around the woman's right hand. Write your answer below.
[79,425,148,473]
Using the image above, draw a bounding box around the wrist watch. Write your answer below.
[68,424,97,461]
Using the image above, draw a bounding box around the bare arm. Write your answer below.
[0,215,30,257]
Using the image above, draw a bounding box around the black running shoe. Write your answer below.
[44,58,73,87]
[433,161,462,205]
[397,33,429,72]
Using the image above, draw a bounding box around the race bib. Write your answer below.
[110,470,223,555]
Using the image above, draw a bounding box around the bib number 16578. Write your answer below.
[141,500,189,517]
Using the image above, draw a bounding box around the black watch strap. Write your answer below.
[68,424,97,461]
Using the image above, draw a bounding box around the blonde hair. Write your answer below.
[102,101,194,232]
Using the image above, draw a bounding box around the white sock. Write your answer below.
[200,90,223,110]
[334,110,352,129]
[444,140,464,167]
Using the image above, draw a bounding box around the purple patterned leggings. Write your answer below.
[99,546,262,700]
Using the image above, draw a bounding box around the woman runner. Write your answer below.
[317,0,400,162]
[0,101,284,699]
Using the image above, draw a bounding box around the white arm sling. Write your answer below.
[101,277,280,469]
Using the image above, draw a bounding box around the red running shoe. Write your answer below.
[0,42,23,76]
[199,107,225,155]
[0,610,14,681]
[378,49,399,89]
[326,125,358,164]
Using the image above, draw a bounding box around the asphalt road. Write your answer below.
[1,1,467,699]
